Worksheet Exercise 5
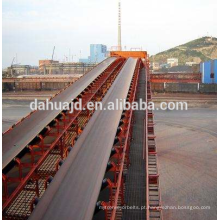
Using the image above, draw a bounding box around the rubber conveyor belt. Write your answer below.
[2,57,116,169]
[29,58,138,220]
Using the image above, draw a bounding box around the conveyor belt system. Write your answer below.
[29,58,138,220]
[3,57,116,169]
[2,55,163,220]
[2,57,124,216]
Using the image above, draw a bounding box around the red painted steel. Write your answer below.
[150,72,201,83]
[3,55,163,220]
[145,59,150,220]
[2,58,125,218]
[3,57,117,169]
[144,59,163,220]
[110,59,142,220]
[28,58,137,220]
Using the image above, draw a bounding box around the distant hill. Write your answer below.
[150,37,217,65]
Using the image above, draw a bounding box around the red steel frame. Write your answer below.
[2,58,126,219]
[92,59,141,220]
[150,72,201,83]
[3,58,111,135]
[3,56,164,220]
[145,60,163,220]
[106,59,142,220]
[98,58,163,220]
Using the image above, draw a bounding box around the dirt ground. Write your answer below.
[154,107,217,220]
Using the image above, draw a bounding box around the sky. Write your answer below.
[2,0,217,68]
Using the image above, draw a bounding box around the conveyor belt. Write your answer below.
[29,58,138,220]
[2,57,116,169]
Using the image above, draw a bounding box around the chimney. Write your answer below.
[118,0,122,51]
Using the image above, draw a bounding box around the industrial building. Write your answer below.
[2,74,82,91]
[5,65,39,77]
[200,59,217,84]
[151,62,160,70]
[39,60,59,73]
[3,62,95,77]
[185,61,198,66]
[167,58,178,67]
[39,62,96,75]
[79,44,108,63]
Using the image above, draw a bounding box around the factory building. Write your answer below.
[185,61,198,66]
[5,65,39,77]
[39,60,59,73]
[167,58,178,67]
[200,59,217,84]
[79,44,107,63]
[40,62,96,75]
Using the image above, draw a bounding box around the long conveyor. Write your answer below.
[29,58,138,220]
[2,57,116,169]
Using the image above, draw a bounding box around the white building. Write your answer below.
[152,62,160,70]
[185,61,197,66]
[167,58,178,67]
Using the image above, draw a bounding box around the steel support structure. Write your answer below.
[3,55,164,220]
[3,57,117,168]
[145,61,163,220]
[94,59,142,220]
[28,58,138,220]
[2,58,126,219]
[112,59,142,220]
[150,72,201,83]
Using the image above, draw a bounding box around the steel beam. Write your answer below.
[144,61,163,220]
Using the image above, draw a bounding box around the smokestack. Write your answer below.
[118,0,122,51]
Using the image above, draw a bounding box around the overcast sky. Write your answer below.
[2,0,217,68]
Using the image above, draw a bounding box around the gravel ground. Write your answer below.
[2,100,32,132]
[155,107,217,220]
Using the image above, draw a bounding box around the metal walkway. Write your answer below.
[123,68,146,220]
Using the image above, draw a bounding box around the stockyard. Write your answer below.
[2,1,217,220]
